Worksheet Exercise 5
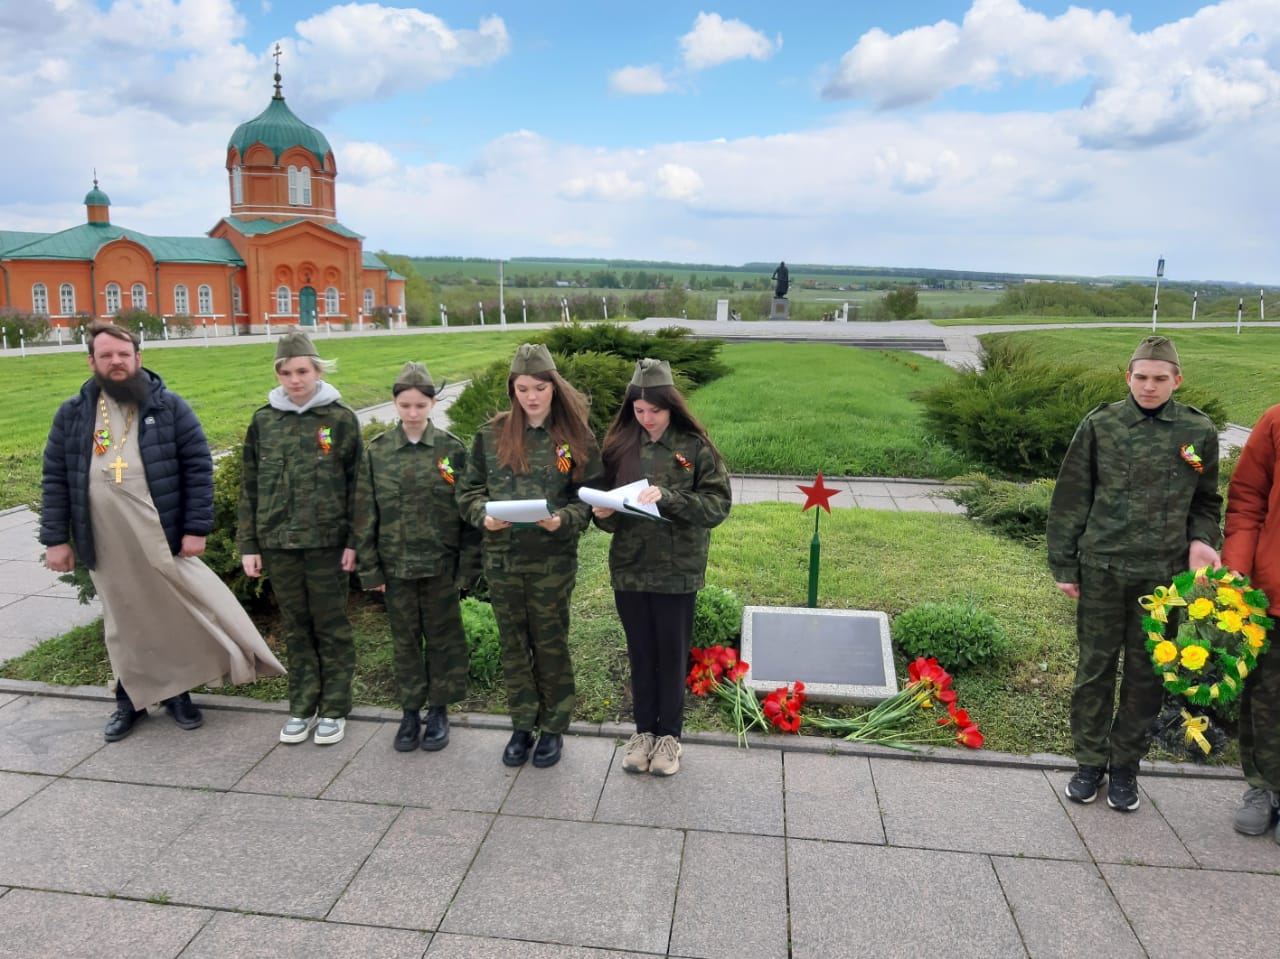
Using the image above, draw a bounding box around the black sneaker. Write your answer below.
[1106,767,1141,812]
[1064,765,1107,803]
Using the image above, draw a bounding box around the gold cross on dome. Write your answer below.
[109,455,128,483]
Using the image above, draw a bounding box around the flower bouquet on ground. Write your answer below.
[1140,566,1273,721]
[686,645,769,747]
[1150,697,1229,762]
[801,656,984,752]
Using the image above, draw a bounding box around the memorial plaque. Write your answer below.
[740,606,897,704]
[770,297,790,320]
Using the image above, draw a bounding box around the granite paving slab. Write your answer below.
[873,760,1088,860]
[426,935,646,958]
[440,816,682,954]
[0,594,101,655]
[787,839,1024,958]
[1139,774,1279,872]
[0,508,36,534]
[781,752,885,844]
[1103,862,1280,958]
[851,495,897,510]
[123,791,398,917]
[499,734,615,821]
[0,692,17,709]
[323,725,517,811]
[0,889,212,959]
[668,832,788,959]
[594,741,783,835]
[991,856,1145,959]
[0,778,217,895]
[845,481,894,497]
[0,560,56,591]
[0,529,44,561]
[1045,770,1195,867]
[180,911,431,958]
[233,714,380,798]
[70,708,282,789]
[0,770,52,815]
[330,807,493,930]
[0,694,113,775]
[0,590,21,610]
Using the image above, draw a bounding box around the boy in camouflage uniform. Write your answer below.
[457,344,603,769]
[1048,335,1222,811]
[238,331,362,746]
[355,361,479,753]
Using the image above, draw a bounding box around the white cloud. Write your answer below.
[559,170,647,201]
[284,7,510,114]
[653,164,703,200]
[339,142,402,182]
[679,12,779,71]
[822,0,1280,149]
[609,64,670,95]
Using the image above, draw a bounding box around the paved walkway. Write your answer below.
[1,319,1273,956]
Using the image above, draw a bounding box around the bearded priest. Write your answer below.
[40,321,284,742]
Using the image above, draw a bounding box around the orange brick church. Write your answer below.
[0,64,404,332]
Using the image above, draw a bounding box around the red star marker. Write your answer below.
[797,472,840,513]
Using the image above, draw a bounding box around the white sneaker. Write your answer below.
[314,717,346,745]
[280,715,317,744]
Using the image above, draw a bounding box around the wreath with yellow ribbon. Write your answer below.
[1140,566,1273,709]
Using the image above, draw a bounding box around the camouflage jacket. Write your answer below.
[354,422,480,587]
[594,427,732,593]
[236,401,362,553]
[1047,397,1222,582]
[456,419,603,573]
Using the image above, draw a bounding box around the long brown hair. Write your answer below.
[493,369,595,480]
[601,383,721,485]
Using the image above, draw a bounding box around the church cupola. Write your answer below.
[85,174,111,225]
[225,48,337,223]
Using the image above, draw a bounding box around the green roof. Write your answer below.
[0,223,242,265]
[222,216,363,240]
[228,96,332,166]
[0,231,49,257]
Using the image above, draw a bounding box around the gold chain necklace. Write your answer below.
[97,397,135,484]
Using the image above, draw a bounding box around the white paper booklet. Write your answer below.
[578,479,667,521]
[484,498,553,524]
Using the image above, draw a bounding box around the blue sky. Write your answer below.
[1,1,1276,283]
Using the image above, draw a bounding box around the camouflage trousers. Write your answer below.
[1071,565,1170,769]
[384,575,469,711]
[264,548,355,719]
[487,565,577,734]
[1240,637,1280,790]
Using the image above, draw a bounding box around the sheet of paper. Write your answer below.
[578,479,664,520]
[485,498,552,523]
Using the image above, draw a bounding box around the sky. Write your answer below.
[1,0,1277,284]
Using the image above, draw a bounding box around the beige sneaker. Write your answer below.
[621,732,656,774]
[649,735,682,777]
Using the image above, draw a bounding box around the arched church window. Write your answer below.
[300,166,312,205]
[131,283,147,311]
[363,288,374,315]
[174,284,190,314]
[277,286,292,314]
[60,283,75,315]
[105,283,121,314]
[288,166,299,205]
[32,283,49,315]
[325,287,339,314]
[197,285,213,314]
[232,165,243,204]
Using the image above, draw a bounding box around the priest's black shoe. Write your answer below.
[394,710,420,752]
[502,729,535,767]
[532,732,563,768]
[163,692,203,730]
[421,705,449,751]
[104,706,146,742]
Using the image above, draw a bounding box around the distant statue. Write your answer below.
[771,261,789,298]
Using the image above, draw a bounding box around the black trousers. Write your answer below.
[614,590,696,738]
[115,682,188,712]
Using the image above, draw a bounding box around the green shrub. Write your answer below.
[892,601,1009,670]
[0,308,52,344]
[946,472,1056,544]
[918,339,1227,479]
[461,597,503,690]
[693,585,743,647]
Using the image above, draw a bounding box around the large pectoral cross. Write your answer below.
[109,455,128,483]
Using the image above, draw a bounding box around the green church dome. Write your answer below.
[84,185,110,206]
[228,92,332,166]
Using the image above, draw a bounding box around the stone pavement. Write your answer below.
[0,682,1269,958]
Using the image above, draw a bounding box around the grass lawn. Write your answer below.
[984,327,1280,426]
[0,329,534,510]
[693,342,978,478]
[1,504,1083,757]
[932,314,1271,326]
